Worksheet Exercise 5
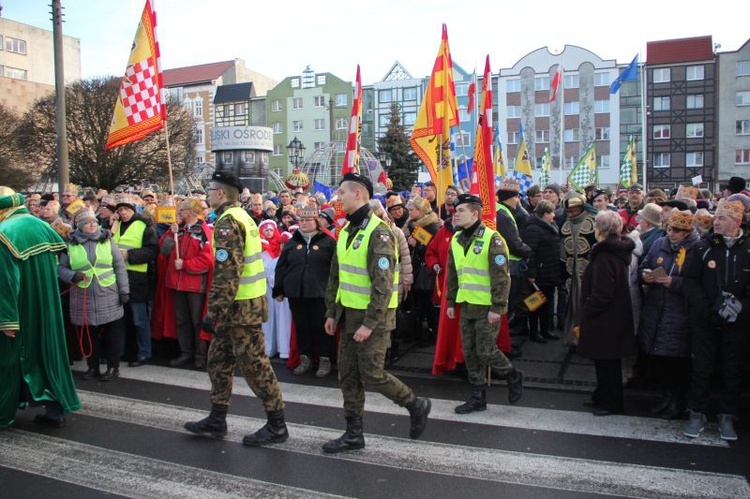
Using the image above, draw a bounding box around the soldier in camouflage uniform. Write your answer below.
[184,171,288,447]
[446,194,524,414]
[322,172,431,453]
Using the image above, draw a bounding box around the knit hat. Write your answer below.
[715,199,745,221]
[544,183,561,198]
[637,203,662,227]
[667,210,694,231]
[727,176,747,194]
[693,208,714,232]
[726,193,750,213]
[74,209,98,230]
[628,182,643,193]
[319,207,335,225]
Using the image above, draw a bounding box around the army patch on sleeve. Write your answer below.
[216,249,229,262]
[494,254,506,266]
[378,257,390,270]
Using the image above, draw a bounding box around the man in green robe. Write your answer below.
[0,187,81,428]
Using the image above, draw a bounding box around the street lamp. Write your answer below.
[377,151,392,169]
[287,136,306,168]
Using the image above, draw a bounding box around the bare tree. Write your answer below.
[16,76,197,192]
[0,104,33,189]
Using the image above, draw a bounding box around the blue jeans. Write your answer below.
[128,301,153,359]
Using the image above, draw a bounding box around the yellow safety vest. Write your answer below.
[496,203,521,262]
[214,206,266,300]
[336,215,399,310]
[113,219,148,273]
[450,227,496,306]
[68,241,116,289]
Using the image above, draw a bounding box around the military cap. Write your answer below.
[659,199,689,211]
[340,172,373,198]
[628,182,643,193]
[454,193,483,208]
[211,171,244,192]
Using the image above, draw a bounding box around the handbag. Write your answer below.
[523,283,547,312]
[395,292,422,339]
[413,262,435,292]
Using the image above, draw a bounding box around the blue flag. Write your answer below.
[609,54,639,94]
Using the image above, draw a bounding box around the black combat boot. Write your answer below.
[507,369,524,404]
[242,409,289,446]
[184,403,228,438]
[406,397,432,439]
[322,417,365,453]
[649,391,672,415]
[455,385,487,414]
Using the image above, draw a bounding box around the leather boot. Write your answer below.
[406,397,431,439]
[649,391,672,415]
[184,403,228,438]
[455,385,487,414]
[242,409,289,446]
[507,369,524,404]
[660,393,687,420]
[322,416,365,453]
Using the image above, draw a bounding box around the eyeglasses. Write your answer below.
[387,206,403,212]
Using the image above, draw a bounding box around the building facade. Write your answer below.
[716,38,750,186]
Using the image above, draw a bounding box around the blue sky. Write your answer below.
[4,0,748,83]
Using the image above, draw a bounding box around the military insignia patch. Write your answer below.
[473,240,484,254]
[378,257,389,270]
[353,235,364,250]
[495,254,506,266]
[216,249,229,262]
[219,228,230,237]
[379,234,390,243]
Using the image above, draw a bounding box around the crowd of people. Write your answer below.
[2,171,749,444]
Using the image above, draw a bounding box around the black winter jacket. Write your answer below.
[273,230,336,299]
[522,214,562,285]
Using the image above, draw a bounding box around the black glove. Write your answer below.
[201,316,215,335]
[71,272,85,283]
[120,293,130,305]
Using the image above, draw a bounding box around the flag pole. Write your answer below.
[639,50,647,191]
[163,118,179,258]
[558,56,565,184]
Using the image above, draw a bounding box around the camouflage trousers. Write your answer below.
[207,324,284,413]
[338,308,414,418]
[460,305,514,386]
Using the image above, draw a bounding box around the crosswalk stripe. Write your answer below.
[95,362,728,448]
[76,390,750,499]
[0,429,345,499]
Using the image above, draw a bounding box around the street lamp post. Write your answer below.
[287,136,306,169]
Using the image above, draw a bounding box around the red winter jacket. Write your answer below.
[159,220,214,293]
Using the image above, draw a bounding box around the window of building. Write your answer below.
[3,66,27,80]
[293,120,303,132]
[653,96,671,111]
[317,74,326,85]
[292,97,303,109]
[535,76,550,91]
[273,144,282,156]
[536,129,549,143]
[222,152,233,164]
[291,78,300,88]
[272,100,282,112]
[453,131,471,147]
[455,83,469,97]
[737,61,750,77]
[459,106,470,123]
[314,118,325,130]
[335,93,348,107]
[379,114,390,127]
[598,155,611,169]
[4,37,26,55]
[621,108,637,123]
[234,103,246,116]
[403,87,418,101]
[403,112,417,126]
[195,126,204,145]
[595,127,610,140]
[737,120,750,135]
[686,65,704,81]
[736,91,750,106]
[193,99,203,118]
[507,132,519,144]
[507,105,521,118]
[273,122,282,134]
[593,72,609,86]
[535,103,550,117]
[687,94,704,109]
[686,152,704,167]
[565,74,580,89]
[314,142,325,150]
[686,123,704,138]
[652,68,670,83]
[379,89,393,103]
[314,95,326,107]
[223,104,234,118]
[506,79,521,92]
[736,149,750,165]
[594,100,610,113]
[564,128,580,142]
[336,117,347,129]
[653,125,671,139]
[653,153,670,168]
[273,168,282,177]
[564,101,580,115]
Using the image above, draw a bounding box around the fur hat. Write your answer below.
[693,208,714,232]
[727,176,747,194]
[637,203,662,227]
[667,210,694,231]
[715,199,745,221]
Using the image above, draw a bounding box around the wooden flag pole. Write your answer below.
[163,119,180,258]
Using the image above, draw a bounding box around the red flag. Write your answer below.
[341,65,363,176]
[549,65,562,103]
[471,56,496,229]
[467,74,476,114]
[105,0,166,150]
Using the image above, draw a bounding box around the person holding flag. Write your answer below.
[512,125,534,197]
[341,65,363,177]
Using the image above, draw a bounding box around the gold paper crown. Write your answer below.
[715,199,745,221]
[693,208,714,230]
[498,177,520,193]
[667,210,694,231]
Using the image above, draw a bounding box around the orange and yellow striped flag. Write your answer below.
[105,0,166,150]
[410,24,459,206]
[471,56,496,229]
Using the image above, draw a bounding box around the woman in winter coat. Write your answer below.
[522,200,562,342]
[58,209,129,381]
[638,210,699,419]
[578,210,636,416]
[273,206,337,377]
